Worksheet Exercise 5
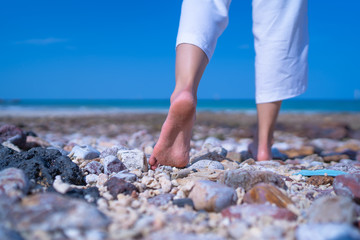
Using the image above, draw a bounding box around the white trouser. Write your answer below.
[176,0,309,104]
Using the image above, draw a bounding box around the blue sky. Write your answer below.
[1,0,359,100]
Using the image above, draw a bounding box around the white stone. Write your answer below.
[117,149,148,172]
[86,174,99,185]
[70,145,100,160]
[53,175,70,194]
[113,171,137,182]
[190,160,224,170]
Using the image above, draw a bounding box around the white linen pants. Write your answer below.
[176,0,309,104]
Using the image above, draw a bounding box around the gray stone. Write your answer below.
[113,171,137,182]
[117,149,148,172]
[84,161,103,174]
[188,180,237,212]
[104,177,138,198]
[172,198,194,208]
[100,145,127,158]
[0,168,29,199]
[190,160,224,170]
[296,223,360,240]
[148,193,174,206]
[103,156,126,174]
[307,196,356,224]
[70,145,100,160]
[9,193,109,240]
[190,146,227,164]
[218,169,287,191]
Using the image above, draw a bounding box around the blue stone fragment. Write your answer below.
[294,169,348,177]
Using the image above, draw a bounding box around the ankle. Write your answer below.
[170,89,197,106]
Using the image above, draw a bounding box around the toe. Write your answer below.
[149,154,156,165]
[149,155,158,169]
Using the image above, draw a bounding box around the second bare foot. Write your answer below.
[248,141,272,161]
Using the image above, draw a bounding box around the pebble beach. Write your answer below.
[1,112,360,240]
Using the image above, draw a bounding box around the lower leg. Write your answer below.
[149,44,208,169]
[250,101,282,161]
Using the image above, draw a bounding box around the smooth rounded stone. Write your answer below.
[306,176,334,186]
[99,145,127,158]
[103,156,126,174]
[104,177,138,198]
[222,204,297,221]
[190,146,227,164]
[0,226,24,240]
[113,171,137,182]
[307,196,356,224]
[189,160,224,170]
[0,168,29,199]
[70,145,100,160]
[296,223,360,240]
[333,174,360,202]
[188,180,237,212]
[243,183,294,208]
[172,198,195,208]
[147,193,175,206]
[47,146,69,156]
[218,169,287,191]
[0,124,26,149]
[9,193,109,240]
[84,161,104,174]
[117,149,148,172]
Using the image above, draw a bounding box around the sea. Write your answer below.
[0,99,359,116]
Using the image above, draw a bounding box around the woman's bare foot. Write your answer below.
[149,90,196,170]
[248,141,272,161]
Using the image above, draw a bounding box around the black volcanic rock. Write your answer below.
[0,147,85,190]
